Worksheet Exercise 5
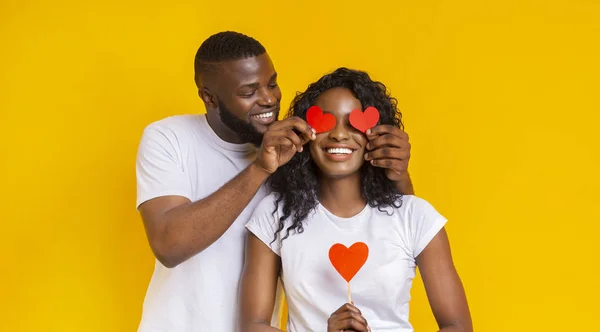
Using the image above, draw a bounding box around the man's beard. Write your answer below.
[218,99,277,147]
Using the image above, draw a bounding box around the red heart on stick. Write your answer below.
[306,105,336,133]
[328,242,369,282]
[349,106,380,133]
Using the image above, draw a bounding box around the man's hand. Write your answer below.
[364,125,411,182]
[254,116,316,174]
[327,303,370,332]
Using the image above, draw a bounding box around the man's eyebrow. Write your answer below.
[238,73,278,89]
[238,82,260,89]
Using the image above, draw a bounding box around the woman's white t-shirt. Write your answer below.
[245,194,447,332]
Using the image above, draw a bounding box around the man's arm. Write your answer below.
[138,117,315,268]
[139,163,269,268]
[365,125,415,195]
[392,171,415,195]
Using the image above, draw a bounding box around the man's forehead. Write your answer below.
[220,54,276,86]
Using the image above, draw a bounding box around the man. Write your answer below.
[135,31,413,331]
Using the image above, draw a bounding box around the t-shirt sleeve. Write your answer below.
[245,194,283,256]
[135,125,192,209]
[406,196,448,258]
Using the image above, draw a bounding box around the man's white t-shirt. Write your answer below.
[135,114,279,332]
[246,193,447,331]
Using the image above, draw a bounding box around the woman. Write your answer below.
[240,68,472,331]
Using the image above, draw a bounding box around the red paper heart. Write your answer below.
[328,242,369,283]
[349,106,380,133]
[306,105,336,133]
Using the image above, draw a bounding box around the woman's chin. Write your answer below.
[318,167,363,180]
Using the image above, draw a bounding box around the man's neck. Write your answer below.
[206,111,246,144]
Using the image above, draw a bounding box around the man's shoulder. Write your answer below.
[136,114,212,157]
[144,114,205,135]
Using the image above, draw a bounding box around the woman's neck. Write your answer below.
[318,172,366,218]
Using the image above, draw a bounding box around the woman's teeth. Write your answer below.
[252,112,273,119]
[326,148,353,155]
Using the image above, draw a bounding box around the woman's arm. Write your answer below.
[240,232,283,332]
[416,227,473,332]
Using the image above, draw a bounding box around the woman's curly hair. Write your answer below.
[268,67,404,243]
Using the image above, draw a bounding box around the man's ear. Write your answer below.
[199,87,218,110]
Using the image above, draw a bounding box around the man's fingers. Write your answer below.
[370,159,406,172]
[365,146,409,161]
[263,134,295,151]
[366,133,409,151]
[281,129,303,151]
[366,124,407,136]
[366,125,409,142]
[264,129,304,151]
[270,116,316,143]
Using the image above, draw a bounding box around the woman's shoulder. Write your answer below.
[374,195,442,221]
[246,192,285,256]
[253,191,283,216]
[399,194,436,210]
[373,194,432,211]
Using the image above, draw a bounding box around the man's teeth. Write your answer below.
[326,148,353,154]
[252,112,273,119]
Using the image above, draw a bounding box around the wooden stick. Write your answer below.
[347,282,352,304]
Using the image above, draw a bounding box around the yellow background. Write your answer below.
[1,0,599,331]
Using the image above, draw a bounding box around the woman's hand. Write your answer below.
[327,303,370,332]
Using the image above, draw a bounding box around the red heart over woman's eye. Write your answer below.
[349,106,380,133]
[306,106,336,133]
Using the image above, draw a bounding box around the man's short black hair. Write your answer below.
[194,31,266,87]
